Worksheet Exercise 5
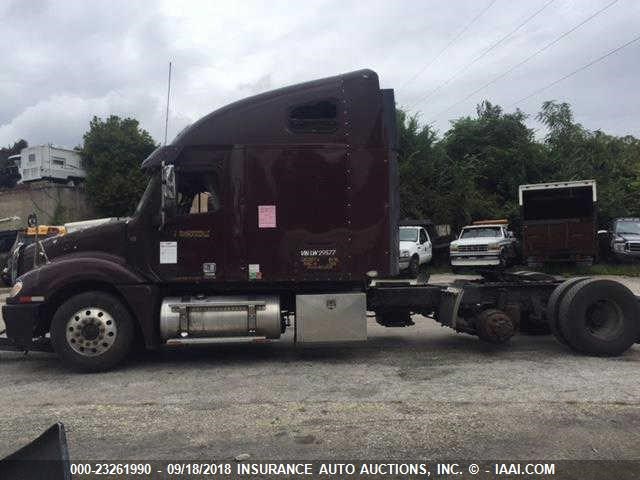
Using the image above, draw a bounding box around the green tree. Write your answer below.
[82,116,157,216]
[396,109,464,226]
[538,101,640,225]
[399,99,640,233]
[442,101,545,229]
[0,139,27,188]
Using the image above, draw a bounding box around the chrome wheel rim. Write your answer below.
[65,307,117,357]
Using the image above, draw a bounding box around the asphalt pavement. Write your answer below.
[0,277,639,461]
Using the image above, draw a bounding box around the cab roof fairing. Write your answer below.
[141,69,384,170]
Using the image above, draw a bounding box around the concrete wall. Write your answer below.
[0,181,96,229]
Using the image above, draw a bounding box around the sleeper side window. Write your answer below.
[288,99,338,134]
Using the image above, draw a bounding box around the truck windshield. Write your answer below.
[460,227,501,239]
[615,221,640,235]
[134,174,159,216]
[399,228,418,242]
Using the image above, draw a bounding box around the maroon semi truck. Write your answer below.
[1,70,639,371]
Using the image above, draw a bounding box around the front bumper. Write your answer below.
[612,248,640,261]
[450,255,500,266]
[0,303,52,352]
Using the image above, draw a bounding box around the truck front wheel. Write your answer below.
[50,291,135,372]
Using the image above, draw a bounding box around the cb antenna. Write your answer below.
[164,61,172,145]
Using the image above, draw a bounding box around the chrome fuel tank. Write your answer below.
[160,295,281,340]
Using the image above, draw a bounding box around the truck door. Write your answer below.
[152,149,232,282]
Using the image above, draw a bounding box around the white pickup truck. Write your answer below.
[449,222,518,270]
[399,225,433,275]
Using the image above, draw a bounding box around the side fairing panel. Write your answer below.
[348,147,394,277]
[243,146,351,281]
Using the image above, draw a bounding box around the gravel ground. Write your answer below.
[0,276,639,462]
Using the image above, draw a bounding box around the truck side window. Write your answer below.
[176,170,221,216]
[288,99,338,133]
[420,230,428,244]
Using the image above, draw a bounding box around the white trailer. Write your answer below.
[15,145,86,183]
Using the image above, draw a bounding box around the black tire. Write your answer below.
[546,277,590,345]
[408,255,420,276]
[498,249,507,269]
[558,279,640,356]
[50,291,135,372]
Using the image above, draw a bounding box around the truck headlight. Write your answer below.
[9,281,23,298]
[450,245,458,252]
[614,243,625,252]
[400,250,410,258]
[487,243,500,251]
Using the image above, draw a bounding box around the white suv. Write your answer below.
[399,226,433,275]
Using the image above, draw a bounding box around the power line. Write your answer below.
[399,0,498,90]
[512,32,640,105]
[409,0,555,110]
[427,0,619,121]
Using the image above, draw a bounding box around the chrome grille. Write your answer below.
[627,242,640,252]
[458,244,488,252]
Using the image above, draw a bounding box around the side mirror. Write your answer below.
[160,163,176,229]
[597,230,609,235]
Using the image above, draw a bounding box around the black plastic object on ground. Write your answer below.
[0,422,71,480]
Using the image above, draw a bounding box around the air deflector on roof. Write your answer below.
[141,145,182,170]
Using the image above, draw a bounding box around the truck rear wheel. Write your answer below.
[50,291,135,372]
[546,277,590,345]
[558,279,640,356]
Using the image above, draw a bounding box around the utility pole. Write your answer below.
[164,61,172,145]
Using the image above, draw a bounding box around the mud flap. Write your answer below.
[0,423,71,480]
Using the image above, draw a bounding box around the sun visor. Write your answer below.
[141,145,182,170]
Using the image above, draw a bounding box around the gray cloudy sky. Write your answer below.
[1,0,639,148]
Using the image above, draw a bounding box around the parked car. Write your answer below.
[399,218,452,265]
[449,221,518,271]
[399,225,432,275]
[599,217,640,262]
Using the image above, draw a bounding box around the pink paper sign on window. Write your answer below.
[258,205,276,228]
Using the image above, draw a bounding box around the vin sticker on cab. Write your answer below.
[249,264,262,280]
[159,241,177,264]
